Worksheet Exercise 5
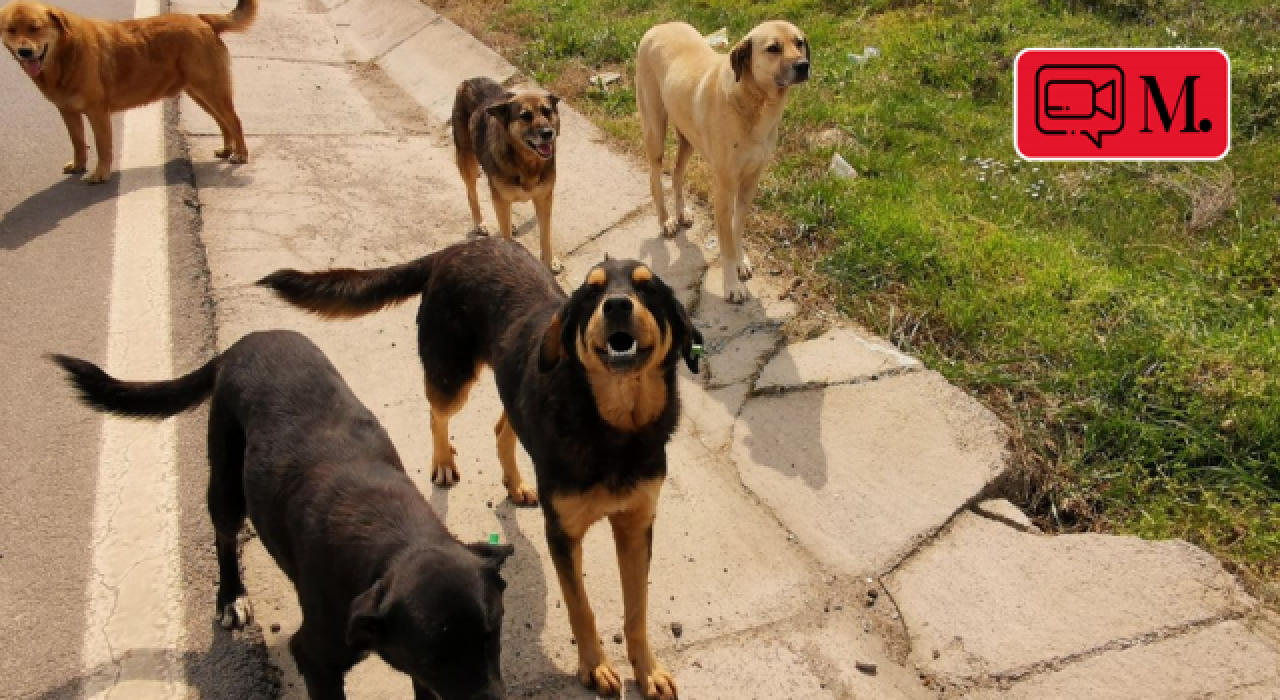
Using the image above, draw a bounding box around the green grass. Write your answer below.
[440,0,1280,592]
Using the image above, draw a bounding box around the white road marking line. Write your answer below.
[79,0,185,695]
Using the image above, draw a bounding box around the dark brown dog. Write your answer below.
[52,330,513,700]
[0,0,255,183]
[452,77,564,273]
[261,237,702,699]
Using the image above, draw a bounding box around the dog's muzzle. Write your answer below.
[15,44,47,78]
[527,128,556,159]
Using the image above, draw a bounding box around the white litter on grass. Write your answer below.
[829,153,857,179]
[706,27,729,48]
[848,47,881,65]
[590,72,622,88]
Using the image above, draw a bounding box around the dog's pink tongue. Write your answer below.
[538,143,554,158]
[21,58,41,78]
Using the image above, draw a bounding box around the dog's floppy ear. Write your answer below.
[47,7,71,36]
[485,92,517,121]
[345,577,390,649]
[467,541,515,569]
[661,285,703,374]
[730,37,752,82]
[548,93,561,109]
[538,310,566,372]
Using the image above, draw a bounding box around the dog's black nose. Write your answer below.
[602,296,633,320]
[794,61,810,80]
[17,47,34,59]
[538,128,554,140]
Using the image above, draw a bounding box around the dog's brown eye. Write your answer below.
[540,107,552,117]
[795,38,806,48]
[766,43,782,54]
[520,111,533,122]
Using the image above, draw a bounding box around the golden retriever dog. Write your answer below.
[0,0,256,183]
[636,21,810,303]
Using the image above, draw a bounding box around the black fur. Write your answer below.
[52,331,512,700]
[260,237,703,500]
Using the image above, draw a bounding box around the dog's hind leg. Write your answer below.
[185,89,235,160]
[208,398,253,630]
[57,108,88,174]
[494,412,538,506]
[425,376,476,488]
[456,148,489,236]
[610,481,676,699]
[639,102,674,238]
[670,130,695,231]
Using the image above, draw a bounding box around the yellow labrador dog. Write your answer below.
[636,21,809,303]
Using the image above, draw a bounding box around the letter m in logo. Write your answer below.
[1140,75,1203,133]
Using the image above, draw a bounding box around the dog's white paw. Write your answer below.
[736,254,754,281]
[677,208,694,227]
[471,223,491,237]
[432,460,461,488]
[228,153,248,165]
[63,161,87,174]
[661,218,681,238]
[84,170,110,185]
[547,256,564,275]
[723,277,750,304]
[219,596,253,630]
[506,482,540,507]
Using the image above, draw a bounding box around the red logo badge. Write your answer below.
[1014,48,1230,161]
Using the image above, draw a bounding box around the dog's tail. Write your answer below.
[200,0,258,34]
[50,353,221,419]
[258,256,433,319]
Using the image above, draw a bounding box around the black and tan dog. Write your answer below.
[261,237,702,699]
[52,330,513,700]
[452,77,564,274]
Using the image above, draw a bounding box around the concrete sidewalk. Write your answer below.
[175,0,1280,696]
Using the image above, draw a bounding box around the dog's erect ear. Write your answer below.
[485,92,517,121]
[538,310,565,372]
[48,7,71,36]
[730,37,752,82]
[345,577,390,648]
[467,541,515,569]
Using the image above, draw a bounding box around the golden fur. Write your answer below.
[635,20,810,303]
[0,0,256,183]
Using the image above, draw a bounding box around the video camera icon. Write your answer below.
[1035,65,1125,148]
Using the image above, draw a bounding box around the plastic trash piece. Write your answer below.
[706,27,729,49]
[829,153,857,178]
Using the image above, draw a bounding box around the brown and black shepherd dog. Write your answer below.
[452,77,564,274]
[0,0,256,183]
[261,237,702,699]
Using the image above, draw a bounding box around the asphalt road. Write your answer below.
[0,2,270,697]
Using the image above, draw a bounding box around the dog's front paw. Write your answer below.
[219,596,253,630]
[546,256,564,275]
[470,223,491,237]
[432,459,461,488]
[63,161,87,174]
[214,147,231,159]
[736,254,754,281]
[580,661,623,697]
[506,482,539,507]
[228,152,248,165]
[84,169,110,185]
[661,218,681,238]
[638,666,678,700]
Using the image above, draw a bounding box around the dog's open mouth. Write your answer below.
[18,45,47,78]
[597,331,651,370]
[527,139,555,160]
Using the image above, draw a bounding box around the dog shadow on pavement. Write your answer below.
[32,620,278,700]
[0,159,252,251]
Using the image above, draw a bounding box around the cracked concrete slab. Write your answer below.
[973,498,1038,533]
[677,377,748,454]
[696,266,799,343]
[706,328,781,388]
[377,16,518,122]
[331,0,437,63]
[755,326,921,393]
[964,620,1280,699]
[181,59,386,136]
[731,371,1008,578]
[669,635,837,699]
[886,512,1257,684]
[174,0,346,63]
[560,211,710,305]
